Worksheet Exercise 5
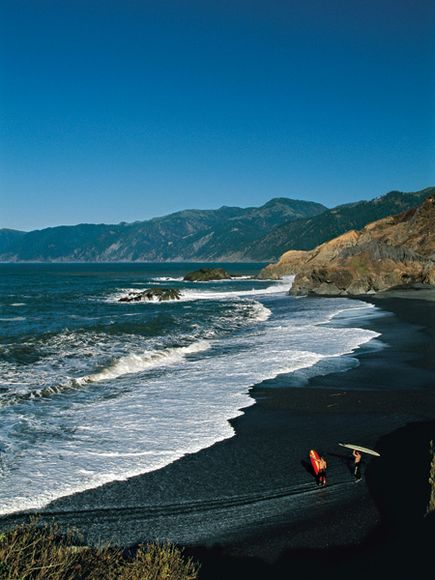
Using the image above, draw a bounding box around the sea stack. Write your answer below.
[183,267,231,281]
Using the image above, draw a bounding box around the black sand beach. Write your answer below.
[2,291,435,579]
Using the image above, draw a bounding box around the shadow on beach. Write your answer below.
[187,420,435,580]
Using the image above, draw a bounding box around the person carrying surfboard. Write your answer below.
[318,456,327,487]
[338,443,380,481]
[353,450,362,481]
[309,450,327,487]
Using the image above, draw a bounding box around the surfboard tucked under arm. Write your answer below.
[309,449,322,474]
[339,443,380,457]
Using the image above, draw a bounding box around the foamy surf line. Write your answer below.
[0,299,273,405]
[149,276,184,282]
[0,421,241,515]
[0,341,213,406]
[76,340,211,384]
[318,301,379,325]
[150,275,252,282]
[111,279,292,304]
[177,283,290,301]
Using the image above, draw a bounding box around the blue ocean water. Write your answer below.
[0,263,380,514]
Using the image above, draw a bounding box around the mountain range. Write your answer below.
[244,187,435,260]
[0,187,433,262]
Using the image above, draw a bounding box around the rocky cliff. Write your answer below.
[260,196,435,296]
[247,187,435,260]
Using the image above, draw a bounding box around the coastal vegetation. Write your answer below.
[428,441,435,514]
[0,522,199,579]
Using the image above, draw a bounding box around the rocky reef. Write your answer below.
[259,196,435,296]
[183,267,231,281]
[119,288,181,302]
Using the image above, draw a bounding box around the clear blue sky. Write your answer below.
[1,0,434,231]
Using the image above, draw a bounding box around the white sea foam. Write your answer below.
[178,282,291,302]
[76,341,211,384]
[151,275,253,282]
[150,276,184,282]
[0,299,271,404]
[112,278,292,304]
[250,302,272,322]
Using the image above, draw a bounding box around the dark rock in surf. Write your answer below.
[183,268,231,282]
[119,288,181,302]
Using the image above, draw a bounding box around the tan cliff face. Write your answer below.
[259,196,435,295]
[258,250,308,279]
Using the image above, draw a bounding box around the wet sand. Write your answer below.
[1,290,435,578]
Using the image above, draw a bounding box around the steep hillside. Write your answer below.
[0,229,26,254]
[248,187,435,260]
[260,195,435,296]
[0,198,326,262]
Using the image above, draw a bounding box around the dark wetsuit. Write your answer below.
[317,458,327,486]
[353,451,362,480]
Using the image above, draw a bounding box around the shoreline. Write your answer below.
[1,291,434,577]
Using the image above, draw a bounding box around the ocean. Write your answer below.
[0,263,380,515]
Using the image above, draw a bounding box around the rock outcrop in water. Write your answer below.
[183,268,231,281]
[119,288,181,302]
[260,196,435,296]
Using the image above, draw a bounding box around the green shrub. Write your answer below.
[0,522,199,579]
[428,440,435,515]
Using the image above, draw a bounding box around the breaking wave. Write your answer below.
[112,278,293,304]
[75,341,211,384]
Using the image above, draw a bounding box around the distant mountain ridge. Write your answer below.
[0,187,433,263]
[0,198,326,262]
[0,229,26,254]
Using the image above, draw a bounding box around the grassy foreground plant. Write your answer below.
[428,440,435,514]
[0,522,199,579]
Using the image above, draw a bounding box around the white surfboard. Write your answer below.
[339,443,381,457]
